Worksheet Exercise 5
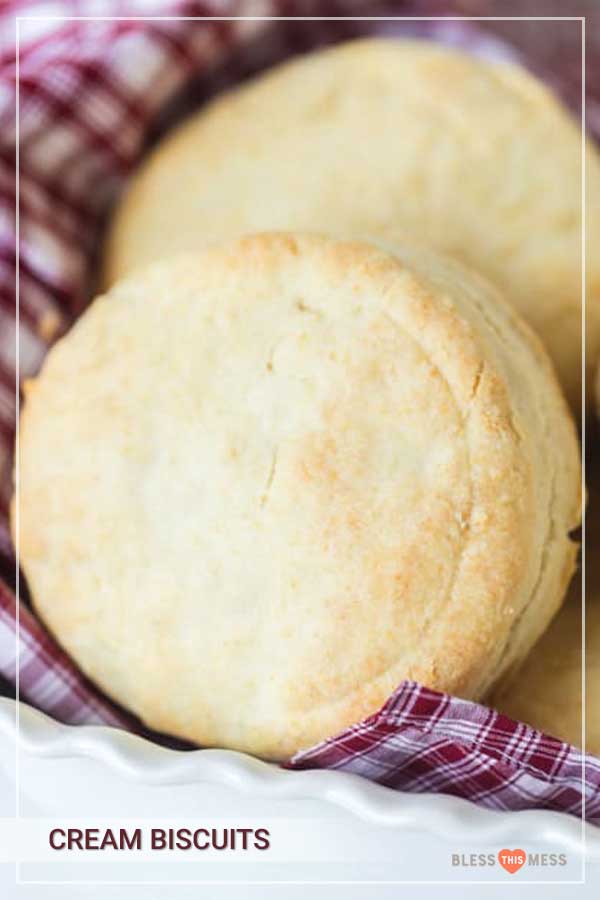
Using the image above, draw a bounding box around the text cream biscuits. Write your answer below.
[103,39,600,414]
[17,234,581,759]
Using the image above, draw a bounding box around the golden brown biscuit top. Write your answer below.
[17,234,580,758]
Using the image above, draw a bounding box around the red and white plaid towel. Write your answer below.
[1,0,599,823]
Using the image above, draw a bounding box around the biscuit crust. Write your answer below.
[488,464,600,753]
[488,591,599,754]
[103,39,600,413]
[17,234,581,759]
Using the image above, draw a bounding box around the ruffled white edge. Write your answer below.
[1,698,598,856]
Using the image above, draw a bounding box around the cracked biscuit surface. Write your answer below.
[103,38,600,414]
[17,234,581,759]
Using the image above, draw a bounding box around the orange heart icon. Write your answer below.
[498,849,526,874]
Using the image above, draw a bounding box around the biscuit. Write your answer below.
[17,234,581,759]
[103,39,600,414]
[488,587,599,754]
[489,463,599,754]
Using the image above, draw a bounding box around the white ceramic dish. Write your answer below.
[0,696,598,893]
[1,697,598,857]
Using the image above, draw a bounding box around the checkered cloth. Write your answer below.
[1,0,599,823]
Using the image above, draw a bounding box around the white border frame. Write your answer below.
[13,11,588,888]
